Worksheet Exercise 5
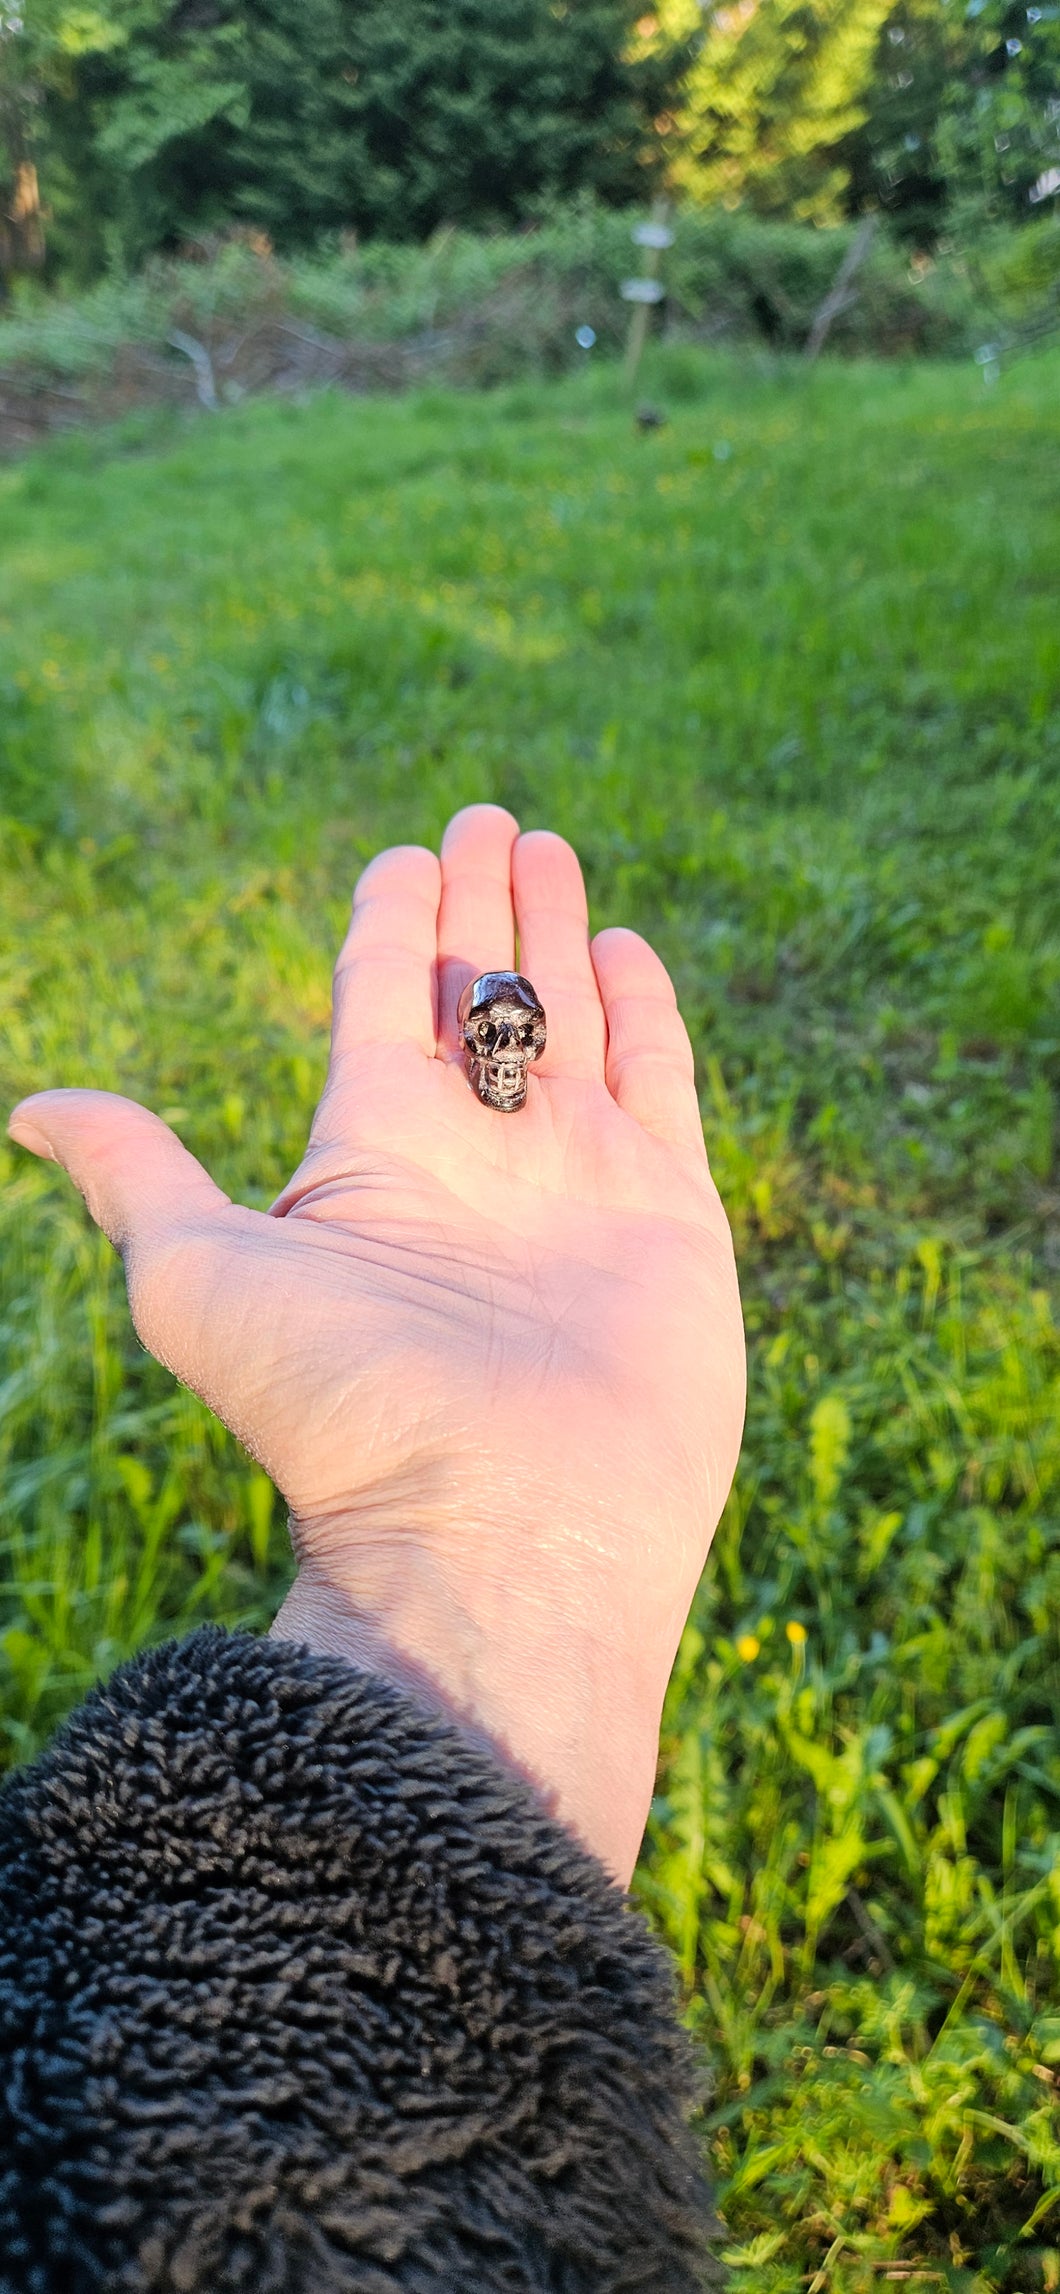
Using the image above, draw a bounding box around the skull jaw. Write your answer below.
[468,1055,530,1112]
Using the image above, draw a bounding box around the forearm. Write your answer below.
[0,1625,715,2294]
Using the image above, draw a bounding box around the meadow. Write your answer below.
[1,343,1059,2288]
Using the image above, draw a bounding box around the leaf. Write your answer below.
[808,1393,851,1509]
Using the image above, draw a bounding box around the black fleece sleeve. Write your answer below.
[0,1626,717,2294]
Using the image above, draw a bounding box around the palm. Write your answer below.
[252,1035,737,1542]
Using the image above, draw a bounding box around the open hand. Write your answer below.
[9,806,744,1881]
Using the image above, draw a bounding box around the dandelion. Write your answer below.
[785,1620,807,1646]
[736,1634,760,1663]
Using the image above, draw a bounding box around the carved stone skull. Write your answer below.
[457,972,546,1111]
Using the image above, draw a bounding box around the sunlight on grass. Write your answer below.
[2,345,1059,2287]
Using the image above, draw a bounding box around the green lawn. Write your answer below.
[1,346,1059,2288]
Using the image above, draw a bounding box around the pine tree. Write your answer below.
[333,0,673,238]
[27,0,678,274]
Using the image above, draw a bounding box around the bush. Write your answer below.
[0,201,1017,455]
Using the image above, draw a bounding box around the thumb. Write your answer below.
[8,1089,236,1395]
[8,1089,229,1254]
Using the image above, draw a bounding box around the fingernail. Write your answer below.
[7,1116,56,1161]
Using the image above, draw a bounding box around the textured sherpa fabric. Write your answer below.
[0,1625,715,2293]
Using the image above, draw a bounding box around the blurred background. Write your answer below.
[2,0,1060,417]
[1,4,1059,2288]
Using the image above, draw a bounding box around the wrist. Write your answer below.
[268,1542,661,1885]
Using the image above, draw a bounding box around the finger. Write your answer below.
[330,844,441,1061]
[436,804,519,1051]
[7,1087,236,1388]
[8,1089,229,1250]
[512,830,605,1079]
[591,929,706,1158]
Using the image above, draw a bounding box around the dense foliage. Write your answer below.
[845,0,1060,235]
[2,203,1056,468]
[1,0,676,278]
[651,0,897,222]
[0,202,1016,448]
[1,347,1058,2282]
[4,0,1059,285]
[650,0,1060,229]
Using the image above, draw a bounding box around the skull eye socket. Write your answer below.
[468,1007,540,1055]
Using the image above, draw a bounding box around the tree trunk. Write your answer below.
[804,215,878,363]
[1,71,46,285]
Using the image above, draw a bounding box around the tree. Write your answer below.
[833,0,958,239]
[644,0,1058,236]
[26,0,681,275]
[648,0,895,220]
[933,0,1060,225]
[839,0,1060,239]
[330,0,677,240]
[1,11,47,287]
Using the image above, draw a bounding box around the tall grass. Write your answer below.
[1,346,1059,2285]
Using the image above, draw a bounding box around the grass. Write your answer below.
[1,342,1059,2288]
